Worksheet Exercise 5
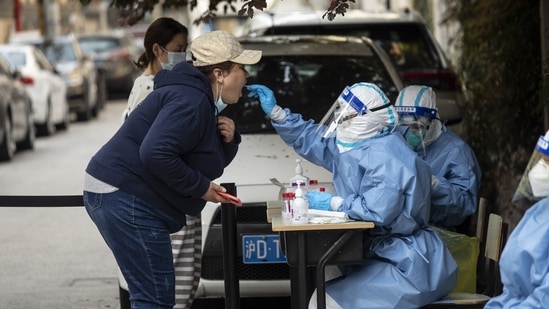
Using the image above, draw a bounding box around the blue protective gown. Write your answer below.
[272,110,458,309]
[484,197,549,308]
[417,128,482,229]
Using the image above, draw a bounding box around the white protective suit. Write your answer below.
[267,83,458,308]
[483,197,549,308]
[395,85,482,229]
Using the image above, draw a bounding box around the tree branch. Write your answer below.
[77,0,353,26]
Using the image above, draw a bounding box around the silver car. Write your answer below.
[0,55,34,162]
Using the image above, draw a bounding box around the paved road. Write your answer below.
[0,101,125,309]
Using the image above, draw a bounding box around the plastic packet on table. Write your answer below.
[308,209,352,224]
[308,217,351,224]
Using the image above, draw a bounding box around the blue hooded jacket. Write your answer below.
[85,62,240,223]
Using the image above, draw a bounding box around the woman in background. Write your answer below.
[123,17,188,119]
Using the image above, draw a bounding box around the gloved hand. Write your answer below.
[305,191,334,211]
[247,84,277,115]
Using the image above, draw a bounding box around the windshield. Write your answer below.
[0,51,25,67]
[258,23,441,71]
[78,38,120,53]
[220,55,400,134]
[39,42,77,63]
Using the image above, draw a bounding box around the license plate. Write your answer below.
[242,235,287,264]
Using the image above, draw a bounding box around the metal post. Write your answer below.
[316,231,355,309]
[221,182,240,309]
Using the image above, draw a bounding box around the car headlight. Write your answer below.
[63,71,84,87]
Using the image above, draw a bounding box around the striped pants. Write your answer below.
[170,214,202,309]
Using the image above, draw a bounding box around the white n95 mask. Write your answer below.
[528,158,549,198]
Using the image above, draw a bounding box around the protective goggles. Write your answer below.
[536,134,549,156]
[394,106,438,119]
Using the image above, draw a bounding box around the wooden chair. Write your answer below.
[475,198,489,293]
[476,197,489,242]
[480,213,508,297]
[422,210,507,308]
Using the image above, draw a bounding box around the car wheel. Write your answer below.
[76,87,92,122]
[119,284,131,309]
[55,101,70,131]
[90,77,100,118]
[97,72,107,110]
[36,99,55,136]
[16,104,35,150]
[0,115,16,162]
[124,74,135,96]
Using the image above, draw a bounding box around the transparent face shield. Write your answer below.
[395,106,437,153]
[317,86,389,138]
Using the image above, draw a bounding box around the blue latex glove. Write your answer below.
[247,84,276,115]
[305,191,334,211]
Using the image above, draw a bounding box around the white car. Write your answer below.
[11,33,101,122]
[0,44,69,136]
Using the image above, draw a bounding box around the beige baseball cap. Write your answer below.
[191,30,262,67]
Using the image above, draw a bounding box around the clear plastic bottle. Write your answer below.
[281,192,294,222]
[292,183,309,224]
[289,159,309,191]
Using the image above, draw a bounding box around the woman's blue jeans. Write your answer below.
[84,189,183,309]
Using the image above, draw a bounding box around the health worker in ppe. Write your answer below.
[394,85,482,230]
[247,82,458,309]
[484,130,549,309]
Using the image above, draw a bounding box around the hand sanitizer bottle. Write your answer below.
[292,183,309,224]
[289,159,309,191]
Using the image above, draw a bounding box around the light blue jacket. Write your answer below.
[418,128,482,229]
[272,110,457,308]
[484,197,549,308]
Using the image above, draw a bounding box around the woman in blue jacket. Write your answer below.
[83,31,261,308]
[248,82,457,308]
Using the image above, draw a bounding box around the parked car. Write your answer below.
[77,31,141,97]
[0,44,70,136]
[243,8,464,129]
[0,54,34,161]
[10,33,101,122]
[123,23,149,55]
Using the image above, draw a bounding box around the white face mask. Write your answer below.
[161,51,187,70]
[214,81,227,115]
[528,158,549,197]
[215,97,227,115]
